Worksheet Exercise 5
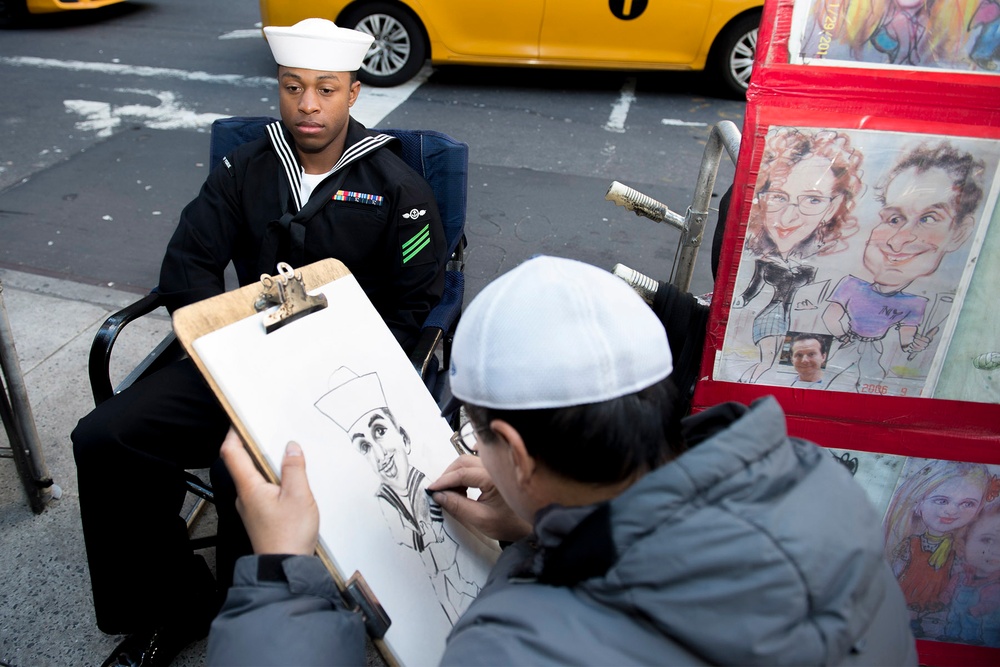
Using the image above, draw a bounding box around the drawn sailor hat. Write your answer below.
[446,255,673,412]
[263,18,374,72]
[315,367,387,432]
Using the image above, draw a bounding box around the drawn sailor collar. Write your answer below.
[265,119,395,212]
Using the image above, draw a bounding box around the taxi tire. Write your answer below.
[342,2,427,87]
[712,12,760,99]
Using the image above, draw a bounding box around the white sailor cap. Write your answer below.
[263,18,374,72]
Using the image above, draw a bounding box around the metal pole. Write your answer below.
[0,279,56,513]
[670,120,742,292]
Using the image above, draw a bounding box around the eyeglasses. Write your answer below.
[758,191,834,216]
[450,421,490,455]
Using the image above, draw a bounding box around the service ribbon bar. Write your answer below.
[334,190,384,206]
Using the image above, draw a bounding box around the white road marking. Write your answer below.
[1,56,275,87]
[661,118,708,127]
[219,26,262,40]
[64,89,228,138]
[352,63,434,128]
[604,77,636,133]
[5,50,428,135]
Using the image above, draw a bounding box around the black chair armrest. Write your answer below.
[89,291,165,405]
[410,326,444,380]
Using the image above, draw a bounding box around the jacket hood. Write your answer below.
[533,397,888,665]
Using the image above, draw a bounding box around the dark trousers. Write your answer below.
[72,358,232,635]
[209,453,252,595]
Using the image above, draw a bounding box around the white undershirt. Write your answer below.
[299,167,336,203]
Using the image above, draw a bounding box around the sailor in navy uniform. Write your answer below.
[73,19,447,666]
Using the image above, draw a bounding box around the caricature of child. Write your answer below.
[943,499,1000,646]
[883,460,998,638]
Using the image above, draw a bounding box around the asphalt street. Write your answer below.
[0,0,744,300]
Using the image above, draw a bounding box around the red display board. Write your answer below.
[692,1,1000,664]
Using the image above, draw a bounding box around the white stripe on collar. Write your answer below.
[265,122,395,212]
[265,121,303,211]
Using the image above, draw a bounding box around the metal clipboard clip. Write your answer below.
[343,571,392,638]
[254,262,328,333]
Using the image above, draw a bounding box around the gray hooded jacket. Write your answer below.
[208,397,916,666]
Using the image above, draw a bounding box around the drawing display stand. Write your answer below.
[173,259,500,666]
[693,1,1000,663]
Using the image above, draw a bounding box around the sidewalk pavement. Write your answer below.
[0,268,210,667]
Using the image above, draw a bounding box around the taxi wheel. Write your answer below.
[713,12,760,99]
[342,2,427,87]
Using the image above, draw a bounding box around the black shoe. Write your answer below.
[101,623,206,667]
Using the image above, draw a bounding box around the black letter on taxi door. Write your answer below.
[609,0,648,20]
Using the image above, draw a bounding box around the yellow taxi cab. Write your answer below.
[259,0,763,97]
[1,0,128,24]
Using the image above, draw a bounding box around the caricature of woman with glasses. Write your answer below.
[734,128,864,383]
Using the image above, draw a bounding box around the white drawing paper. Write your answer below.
[193,274,500,666]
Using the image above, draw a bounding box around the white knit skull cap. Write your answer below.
[263,18,374,72]
[449,255,672,410]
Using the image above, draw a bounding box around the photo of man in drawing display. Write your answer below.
[787,332,832,387]
[822,142,986,392]
[315,367,479,625]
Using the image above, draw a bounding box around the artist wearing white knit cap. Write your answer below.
[210,254,915,666]
[434,254,681,541]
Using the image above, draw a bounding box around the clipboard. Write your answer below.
[173,258,500,666]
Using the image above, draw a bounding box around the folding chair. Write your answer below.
[87,117,469,531]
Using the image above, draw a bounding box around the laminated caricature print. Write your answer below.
[715,126,1000,400]
[789,0,1000,74]
[828,450,1000,648]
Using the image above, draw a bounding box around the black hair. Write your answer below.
[791,332,826,353]
[464,376,684,485]
[878,142,985,223]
